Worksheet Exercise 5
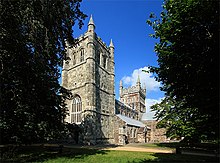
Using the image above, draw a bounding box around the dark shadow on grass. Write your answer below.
[128,153,219,163]
[156,142,219,150]
[156,142,181,148]
[1,145,108,162]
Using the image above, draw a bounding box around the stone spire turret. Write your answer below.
[109,39,114,48]
[120,80,123,87]
[88,15,95,32]
[109,39,115,76]
[136,74,141,90]
[143,82,147,93]
[137,74,140,84]
[109,39,114,59]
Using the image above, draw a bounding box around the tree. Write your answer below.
[147,0,219,141]
[151,97,210,142]
[0,0,87,144]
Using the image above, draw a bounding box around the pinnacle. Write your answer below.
[137,74,141,84]
[88,15,95,26]
[120,80,123,87]
[109,39,114,48]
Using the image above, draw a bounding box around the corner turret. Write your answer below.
[88,15,95,32]
[136,74,141,89]
[108,39,115,76]
[109,39,114,60]
[143,82,147,94]
[109,39,114,48]
[119,80,123,99]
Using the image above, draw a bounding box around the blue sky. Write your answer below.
[71,0,165,120]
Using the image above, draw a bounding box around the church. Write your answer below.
[62,16,150,145]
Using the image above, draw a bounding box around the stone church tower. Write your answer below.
[62,16,115,144]
[119,75,146,121]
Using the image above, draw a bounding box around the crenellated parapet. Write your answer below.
[96,36,110,53]
[121,85,146,96]
[121,86,138,95]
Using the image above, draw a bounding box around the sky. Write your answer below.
[71,0,165,120]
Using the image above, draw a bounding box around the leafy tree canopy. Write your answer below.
[0,0,86,144]
[148,0,219,141]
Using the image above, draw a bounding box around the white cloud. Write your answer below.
[145,98,164,113]
[142,97,164,120]
[121,67,164,120]
[121,66,160,92]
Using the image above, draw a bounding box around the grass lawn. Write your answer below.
[138,142,178,149]
[1,146,218,163]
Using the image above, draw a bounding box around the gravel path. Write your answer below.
[61,143,176,153]
[103,146,175,153]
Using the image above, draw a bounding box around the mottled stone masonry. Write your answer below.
[62,16,115,144]
[143,120,168,143]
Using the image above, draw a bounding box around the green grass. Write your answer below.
[138,142,219,151]
[43,150,218,163]
[45,150,156,163]
[133,142,177,150]
[1,146,218,163]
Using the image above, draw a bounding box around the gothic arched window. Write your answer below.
[80,49,84,62]
[70,95,82,124]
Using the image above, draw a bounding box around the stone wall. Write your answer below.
[144,120,168,143]
[113,116,141,145]
[137,127,151,143]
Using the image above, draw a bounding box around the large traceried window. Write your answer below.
[70,96,82,124]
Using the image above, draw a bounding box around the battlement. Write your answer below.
[122,86,138,95]
[78,34,86,41]
[96,36,113,54]
[77,31,112,54]
[121,85,146,95]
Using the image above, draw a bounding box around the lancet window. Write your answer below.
[80,49,84,62]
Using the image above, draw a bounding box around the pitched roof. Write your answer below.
[116,114,146,128]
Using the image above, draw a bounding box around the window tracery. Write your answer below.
[70,95,82,124]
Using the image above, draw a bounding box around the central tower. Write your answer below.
[62,16,115,144]
[119,75,146,121]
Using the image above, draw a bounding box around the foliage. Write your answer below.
[151,97,208,141]
[0,0,87,144]
[147,0,219,141]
